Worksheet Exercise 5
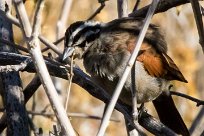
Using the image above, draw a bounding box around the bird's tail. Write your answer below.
[153,91,189,136]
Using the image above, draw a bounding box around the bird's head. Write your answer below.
[62,21,102,61]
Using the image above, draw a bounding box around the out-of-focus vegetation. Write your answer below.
[4,0,204,135]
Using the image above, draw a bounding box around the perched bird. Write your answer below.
[63,17,189,135]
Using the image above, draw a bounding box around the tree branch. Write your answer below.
[87,0,106,20]
[0,52,177,135]
[13,0,76,135]
[129,0,203,17]
[190,0,204,52]
[0,38,29,53]
[0,0,29,135]
[170,91,204,106]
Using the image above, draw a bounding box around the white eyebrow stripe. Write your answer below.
[70,21,101,39]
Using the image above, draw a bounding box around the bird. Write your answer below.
[62,17,189,135]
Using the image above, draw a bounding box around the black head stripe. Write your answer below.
[72,24,101,44]
[65,21,85,47]
[65,21,84,39]
[65,21,102,48]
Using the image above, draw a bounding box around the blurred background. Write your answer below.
[2,0,204,135]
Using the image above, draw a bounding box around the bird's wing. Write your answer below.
[161,53,188,82]
[103,17,168,53]
[135,43,187,82]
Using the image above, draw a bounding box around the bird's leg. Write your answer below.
[138,103,147,119]
[131,93,138,122]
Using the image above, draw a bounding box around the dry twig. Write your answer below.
[41,37,64,53]
[190,0,204,52]
[13,0,76,135]
[0,8,62,55]
[133,0,141,11]
[129,0,203,17]
[0,38,29,53]
[117,0,141,135]
[87,0,107,20]
[0,52,177,135]
[170,91,204,106]
[117,0,128,18]
[189,107,204,135]
[64,53,74,111]
[0,58,31,72]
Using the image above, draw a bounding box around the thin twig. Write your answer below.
[0,52,177,135]
[0,8,62,55]
[189,107,204,135]
[53,36,65,45]
[0,58,31,72]
[170,91,204,106]
[53,0,73,98]
[56,0,73,39]
[0,10,20,27]
[53,125,60,136]
[41,41,59,53]
[117,0,128,18]
[117,0,140,135]
[64,53,74,111]
[0,38,29,53]
[87,0,106,20]
[129,0,203,17]
[28,116,39,136]
[190,0,204,52]
[26,111,120,122]
[41,37,64,53]
[39,36,62,55]
[133,0,141,11]
[97,0,160,135]
[13,0,76,135]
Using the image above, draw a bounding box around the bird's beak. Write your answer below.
[62,47,75,61]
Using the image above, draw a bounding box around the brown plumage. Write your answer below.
[63,17,189,135]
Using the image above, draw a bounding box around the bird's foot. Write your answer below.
[138,103,147,119]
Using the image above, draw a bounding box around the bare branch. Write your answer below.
[32,0,44,38]
[129,0,203,17]
[117,0,128,18]
[138,111,177,136]
[41,37,64,53]
[27,111,120,122]
[0,8,62,55]
[170,91,204,106]
[53,36,65,45]
[0,73,41,133]
[0,38,29,53]
[189,107,204,135]
[39,35,62,55]
[0,0,29,135]
[87,0,106,20]
[133,0,141,11]
[0,9,20,27]
[0,58,31,72]
[0,52,178,135]
[64,54,74,111]
[56,0,73,39]
[117,1,140,135]
[13,0,76,135]
[190,0,204,52]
